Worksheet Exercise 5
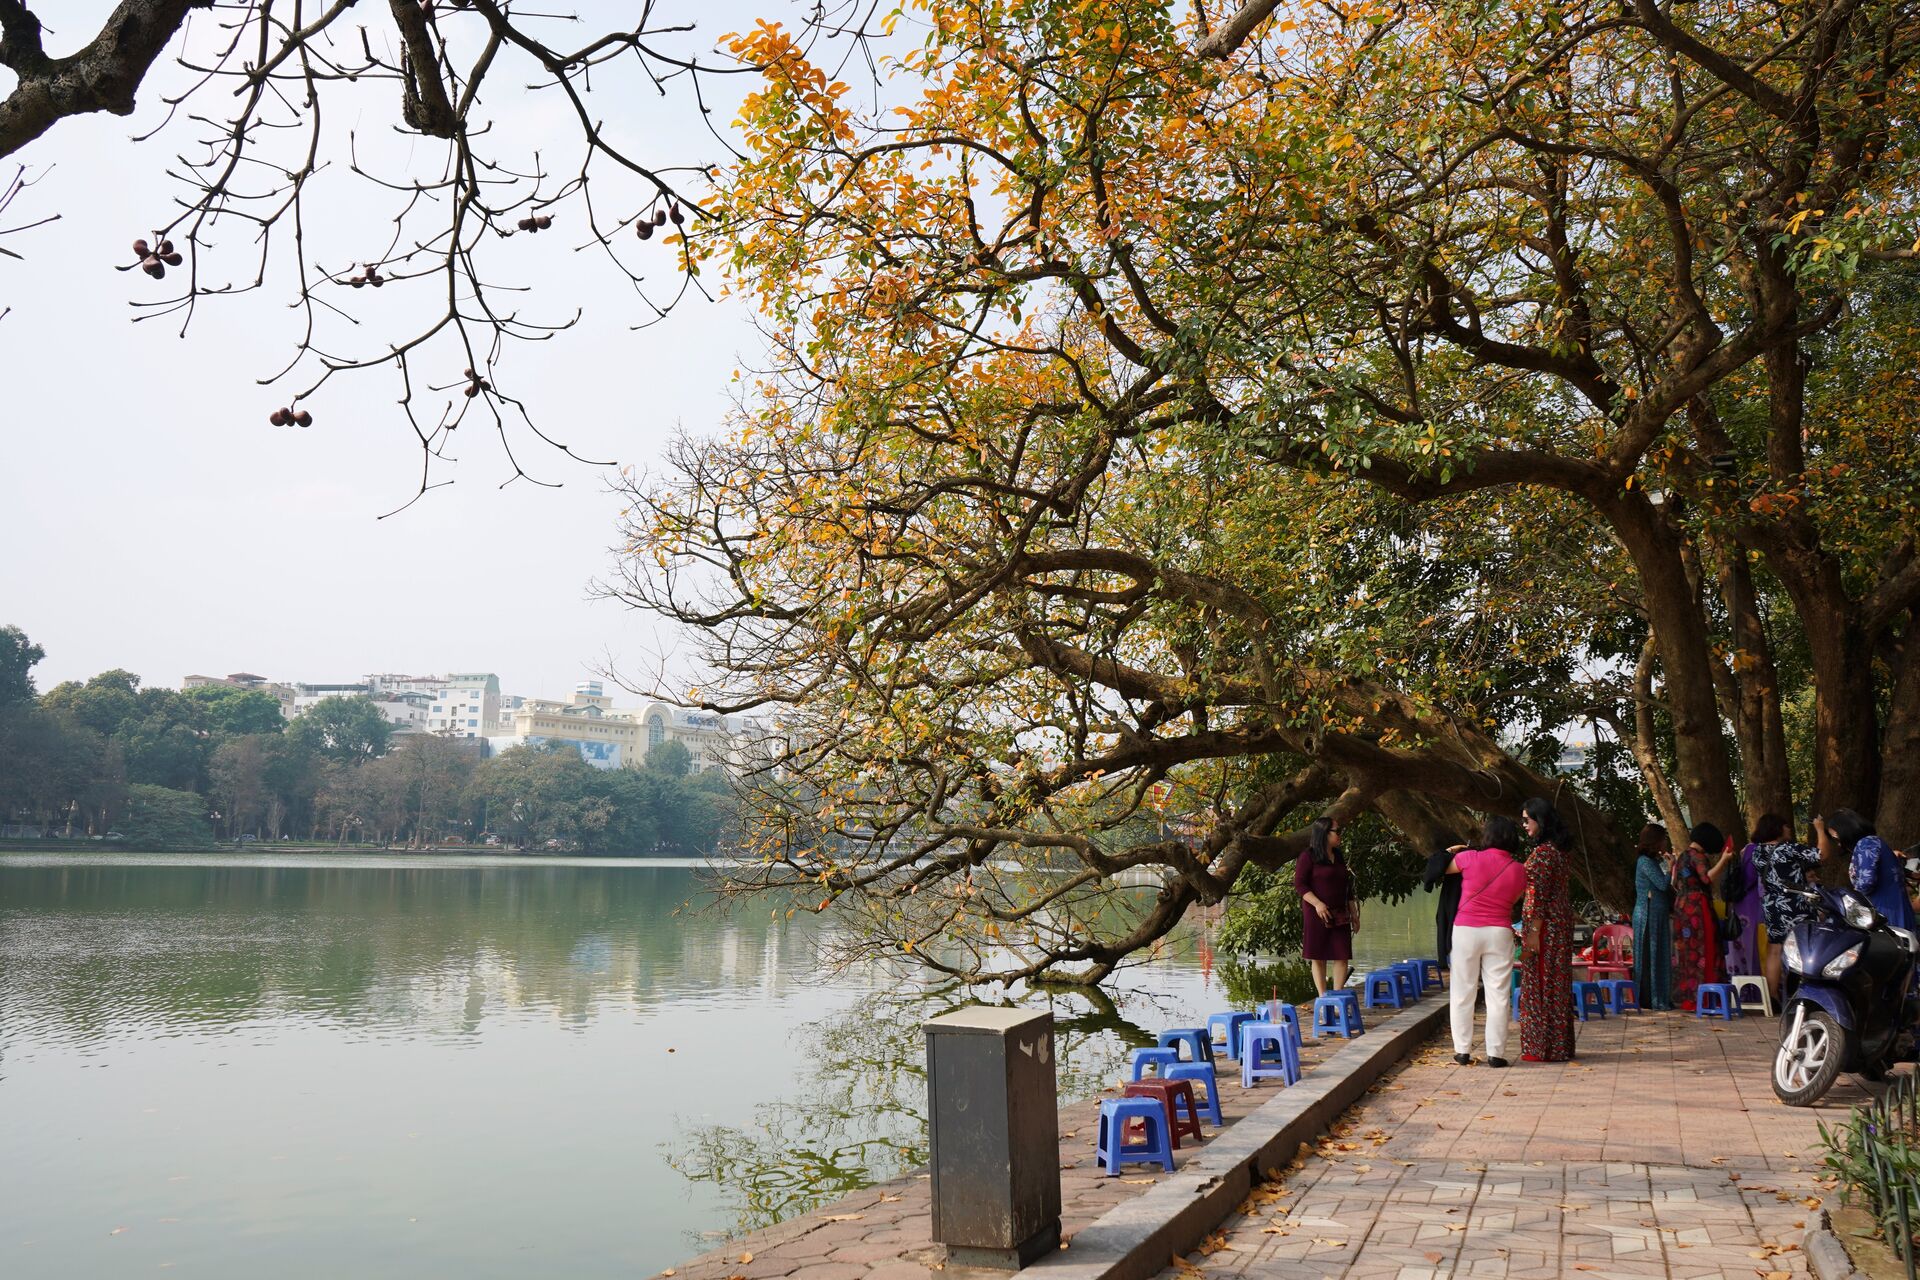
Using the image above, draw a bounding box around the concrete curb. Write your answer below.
[1803,1210,1868,1280]
[1016,997,1449,1280]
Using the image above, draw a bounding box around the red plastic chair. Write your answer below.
[1585,923,1633,979]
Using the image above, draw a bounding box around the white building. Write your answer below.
[481,683,760,773]
[425,673,501,739]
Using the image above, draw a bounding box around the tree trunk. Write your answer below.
[1716,545,1793,827]
[1604,494,1745,835]
[1879,618,1920,850]
[1800,593,1883,820]
[1629,636,1690,842]
[1372,789,1477,855]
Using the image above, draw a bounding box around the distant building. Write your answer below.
[481,682,759,773]
[366,673,448,699]
[424,673,500,740]
[635,701,741,774]
[492,682,637,767]
[178,666,766,766]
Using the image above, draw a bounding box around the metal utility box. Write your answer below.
[924,1006,1062,1267]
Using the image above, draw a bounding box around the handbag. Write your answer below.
[1519,913,1543,967]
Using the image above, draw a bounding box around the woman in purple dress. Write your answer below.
[1296,816,1355,995]
[1724,814,1784,979]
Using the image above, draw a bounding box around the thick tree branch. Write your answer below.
[0,0,201,159]
[1194,0,1282,59]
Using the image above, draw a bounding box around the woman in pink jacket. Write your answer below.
[1442,816,1530,1068]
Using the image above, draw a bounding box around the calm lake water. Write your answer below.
[0,854,1433,1276]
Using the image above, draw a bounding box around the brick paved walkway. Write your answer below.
[667,1022,1373,1280]
[1163,1010,1877,1280]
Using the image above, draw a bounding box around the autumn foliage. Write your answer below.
[617,0,1920,982]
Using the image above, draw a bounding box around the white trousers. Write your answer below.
[1449,925,1514,1059]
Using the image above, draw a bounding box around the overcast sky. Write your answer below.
[0,2,808,703]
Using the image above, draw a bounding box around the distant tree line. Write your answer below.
[0,626,736,854]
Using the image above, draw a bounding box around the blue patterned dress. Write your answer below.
[1631,853,1673,1011]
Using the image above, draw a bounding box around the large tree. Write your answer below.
[613,0,1920,982]
[0,623,42,707]
[41,668,212,791]
[287,695,392,764]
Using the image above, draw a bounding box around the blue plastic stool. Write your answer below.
[1696,983,1740,1019]
[1313,991,1364,1037]
[1096,1096,1175,1174]
[1207,1012,1257,1059]
[1599,979,1639,1014]
[1390,961,1423,1000]
[1416,958,1443,988]
[1363,970,1405,1010]
[1157,1027,1214,1063]
[1129,1046,1181,1079]
[1164,1061,1224,1125]
[1240,1021,1302,1087]
[1572,981,1608,1021]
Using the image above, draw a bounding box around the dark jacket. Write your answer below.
[1423,848,1462,965]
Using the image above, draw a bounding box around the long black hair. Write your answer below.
[1521,796,1573,850]
[1307,815,1341,865]
[1480,815,1522,855]
[1688,822,1725,855]
[1827,808,1876,850]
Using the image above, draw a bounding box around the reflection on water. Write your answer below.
[0,854,1436,1275]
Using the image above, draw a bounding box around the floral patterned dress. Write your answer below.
[1671,848,1723,1010]
[1519,841,1576,1062]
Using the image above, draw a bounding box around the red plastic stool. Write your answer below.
[1121,1079,1204,1149]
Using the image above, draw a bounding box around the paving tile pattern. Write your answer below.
[667,1020,1362,1279]
[1161,1010,1882,1280]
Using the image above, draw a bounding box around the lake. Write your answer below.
[0,854,1435,1276]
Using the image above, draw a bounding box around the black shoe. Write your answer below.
[1453,1053,1474,1066]
[1488,1057,1510,1069]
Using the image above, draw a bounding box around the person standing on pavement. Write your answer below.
[1296,816,1356,996]
[1441,816,1529,1067]
[1672,822,1733,1010]
[1751,816,1828,1003]
[1724,816,1779,981]
[1517,797,1577,1062]
[1631,823,1675,1011]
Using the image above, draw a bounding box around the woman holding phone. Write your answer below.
[1297,816,1355,996]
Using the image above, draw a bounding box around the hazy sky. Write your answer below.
[1,2,798,702]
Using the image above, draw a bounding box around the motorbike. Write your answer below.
[1773,884,1920,1106]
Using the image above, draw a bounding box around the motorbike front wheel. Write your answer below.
[1774,1006,1849,1106]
